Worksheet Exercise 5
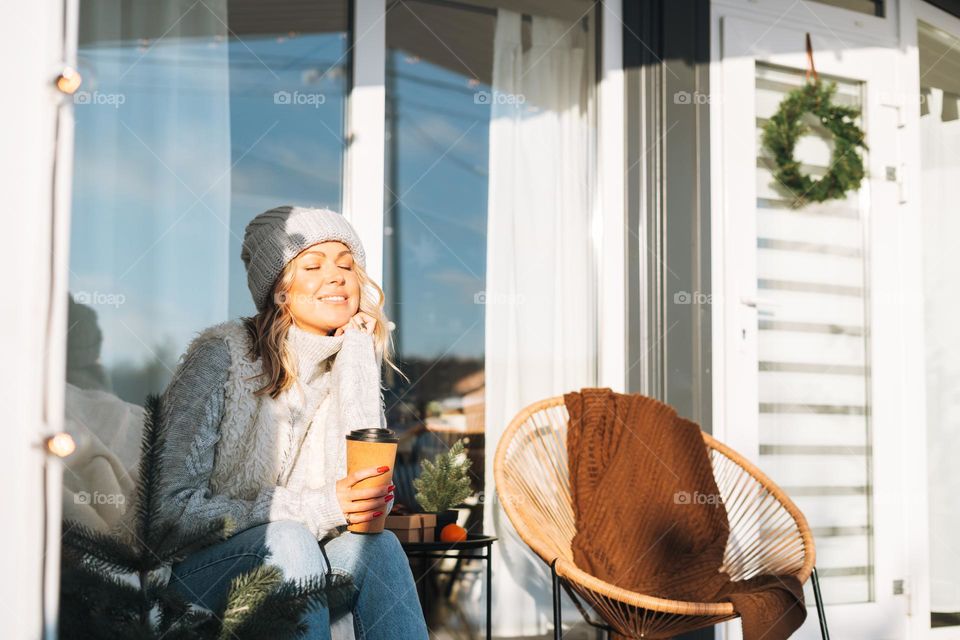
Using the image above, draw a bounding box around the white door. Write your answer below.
[715,15,910,640]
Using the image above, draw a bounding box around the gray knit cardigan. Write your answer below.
[110,318,389,548]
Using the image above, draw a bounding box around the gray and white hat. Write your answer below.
[240,205,367,312]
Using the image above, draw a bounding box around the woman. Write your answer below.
[148,205,428,639]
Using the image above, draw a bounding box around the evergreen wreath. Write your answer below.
[761,79,867,207]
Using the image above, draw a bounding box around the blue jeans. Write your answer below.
[169,520,429,639]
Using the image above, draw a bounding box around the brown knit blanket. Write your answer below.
[565,388,806,640]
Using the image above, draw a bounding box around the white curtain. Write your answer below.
[920,86,960,614]
[482,9,596,636]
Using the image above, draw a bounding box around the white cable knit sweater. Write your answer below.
[111,318,389,547]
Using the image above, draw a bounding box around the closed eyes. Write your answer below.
[305,265,352,271]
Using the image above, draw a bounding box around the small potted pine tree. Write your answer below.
[413,439,473,541]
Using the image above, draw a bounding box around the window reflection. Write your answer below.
[65,0,349,531]
[383,0,494,525]
[383,2,597,632]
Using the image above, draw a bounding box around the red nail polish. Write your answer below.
[377,466,390,473]
[387,484,395,492]
[373,511,383,517]
[385,494,394,502]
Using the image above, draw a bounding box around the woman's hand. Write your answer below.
[335,465,394,524]
[333,311,377,337]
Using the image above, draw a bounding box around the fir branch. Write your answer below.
[60,388,355,639]
[161,612,221,640]
[60,555,144,631]
[217,565,285,638]
[133,393,170,551]
[62,520,150,574]
[144,573,196,632]
[155,514,237,563]
[216,567,354,640]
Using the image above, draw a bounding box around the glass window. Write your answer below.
[61,0,600,633]
[381,0,598,598]
[381,0,496,540]
[68,0,349,405]
[383,1,493,377]
[918,20,960,629]
[63,0,349,535]
[809,0,885,16]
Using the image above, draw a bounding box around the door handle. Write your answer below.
[739,295,779,309]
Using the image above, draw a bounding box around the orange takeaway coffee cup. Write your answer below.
[345,428,399,534]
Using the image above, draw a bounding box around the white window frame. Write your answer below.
[8,0,80,636]
[898,4,960,639]
[712,0,898,45]
[598,0,628,391]
[344,0,387,285]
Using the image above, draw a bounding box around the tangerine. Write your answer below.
[440,523,468,543]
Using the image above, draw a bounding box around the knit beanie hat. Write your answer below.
[241,205,367,312]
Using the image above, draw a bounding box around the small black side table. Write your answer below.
[401,534,497,640]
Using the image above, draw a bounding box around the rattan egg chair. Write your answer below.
[493,396,830,640]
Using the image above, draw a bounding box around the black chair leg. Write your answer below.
[811,566,830,640]
[551,559,562,640]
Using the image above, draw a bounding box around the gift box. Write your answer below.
[385,513,437,543]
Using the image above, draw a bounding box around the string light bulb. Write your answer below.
[55,67,82,95]
[45,432,76,458]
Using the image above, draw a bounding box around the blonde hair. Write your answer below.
[242,259,402,399]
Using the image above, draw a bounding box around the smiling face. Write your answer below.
[284,241,361,335]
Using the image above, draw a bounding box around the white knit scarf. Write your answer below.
[180,319,384,504]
